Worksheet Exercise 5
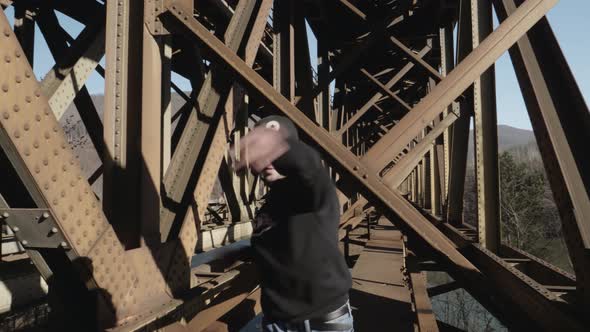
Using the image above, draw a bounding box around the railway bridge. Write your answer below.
[0,0,589,330]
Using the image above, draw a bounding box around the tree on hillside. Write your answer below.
[498,152,547,251]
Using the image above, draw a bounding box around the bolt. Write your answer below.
[51,227,58,234]
[42,212,50,219]
[60,241,68,248]
[22,240,28,246]
[12,226,19,232]
[2,212,8,218]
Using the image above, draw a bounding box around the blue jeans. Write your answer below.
[261,301,354,332]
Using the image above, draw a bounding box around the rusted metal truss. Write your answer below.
[0,0,589,330]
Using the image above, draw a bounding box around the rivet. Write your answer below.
[353,166,359,171]
[12,226,19,232]
[2,212,9,218]
[23,123,29,131]
[43,159,48,166]
[43,183,49,190]
[60,241,68,248]
[1,84,8,92]
[3,29,10,37]
[25,71,31,78]
[35,90,41,97]
[33,141,39,149]
[5,55,11,63]
[53,126,58,133]
[15,50,21,58]
[24,148,30,156]
[15,76,21,83]
[2,112,8,119]
[13,105,19,112]
[61,191,65,197]
[51,227,58,234]
[35,114,41,121]
[51,175,57,182]
[21,240,28,246]
[362,174,368,179]
[25,96,32,103]
[14,130,20,138]
[44,132,50,139]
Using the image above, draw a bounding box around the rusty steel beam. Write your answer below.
[360,68,412,111]
[159,0,258,242]
[337,0,367,21]
[40,22,105,121]
[383,112,459,188]
[389,36,443,81]
[361,0,559,175]
[336,45,432,136]
[0,10,175,328]
[166,1,480,275]
[472,0,500,253]
[103,0,144,247]
[446,0,473,226]
[495,0,590,312]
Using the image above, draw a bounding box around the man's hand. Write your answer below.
[230,126,290,174]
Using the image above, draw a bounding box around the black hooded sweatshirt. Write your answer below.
[250,137,352,322]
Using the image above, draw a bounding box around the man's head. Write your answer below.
[255,116,299,183]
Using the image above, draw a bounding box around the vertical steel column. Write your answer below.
[140,20,171,245]
[318,31,330,130]
[430,144,441,215]
[104,0,143,248]
[423,127,431,209]
[273,0,295,101]
[447,0,473,225]
[472,0,500,252]
[439,25,454,205]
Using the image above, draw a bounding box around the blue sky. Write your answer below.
[3,2,588,130]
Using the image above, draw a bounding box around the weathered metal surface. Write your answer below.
[472,0,500,253]
[1,0,588,330]
[495,0,590,311]
[166,0,480,277]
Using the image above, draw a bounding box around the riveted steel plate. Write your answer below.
[0,12,143,318]
[124,246,173,312]
[40,27,105,120]
[0,208,68,249]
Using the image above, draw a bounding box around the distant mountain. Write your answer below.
[466,125,537,164]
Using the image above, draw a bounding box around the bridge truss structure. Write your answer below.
[0,0,589,330]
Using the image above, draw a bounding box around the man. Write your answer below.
[233,115,353,332]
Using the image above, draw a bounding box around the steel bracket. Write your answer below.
[146,0,169,35]
[0,209,70,250]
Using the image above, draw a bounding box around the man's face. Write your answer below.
[261,164,285,183]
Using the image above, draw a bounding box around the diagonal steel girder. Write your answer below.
[362,0,559,175]
[165,1,478,273]
[339,111,459,230]
[160,0,259,241]
[335,45,432,136]
[165,0,558,273]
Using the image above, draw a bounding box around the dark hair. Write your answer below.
[256,115,299,140]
